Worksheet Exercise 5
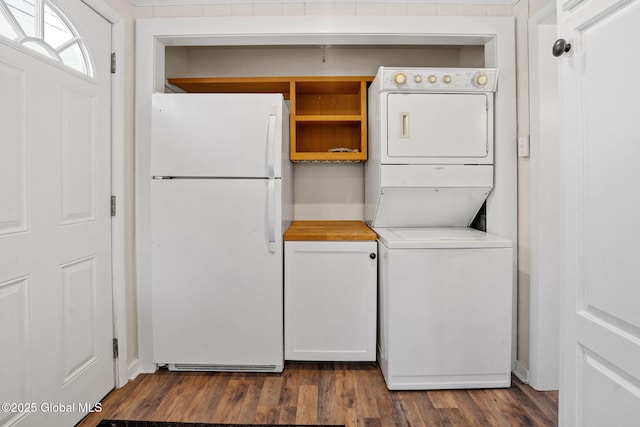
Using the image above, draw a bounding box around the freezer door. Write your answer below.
[151,178,284,369]
[151,93,285,178]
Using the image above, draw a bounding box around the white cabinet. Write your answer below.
[284,221,377,361]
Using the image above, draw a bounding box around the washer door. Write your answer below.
[386,93,491,162]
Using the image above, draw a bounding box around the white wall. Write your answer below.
[512,0,555,380]
[528,2,560,391]
[91,0,143,378]
[142,2,513,18]
[514,0,533,374]
[167,45,483,78]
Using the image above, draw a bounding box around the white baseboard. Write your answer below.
[513,360,529,383]
[127,359,144,382]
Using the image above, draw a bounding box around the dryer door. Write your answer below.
[386,93,492,164]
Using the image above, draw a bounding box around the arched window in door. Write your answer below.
[0,0,93,76]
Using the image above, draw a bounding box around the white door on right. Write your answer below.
[557,0,640,425]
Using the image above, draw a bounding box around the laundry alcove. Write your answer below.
[134,15,518,374]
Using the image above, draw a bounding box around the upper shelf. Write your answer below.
[167,75,373,162]
[167,77,293,99]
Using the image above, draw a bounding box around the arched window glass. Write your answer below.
[0,0,93,76]
[0,9,18,39]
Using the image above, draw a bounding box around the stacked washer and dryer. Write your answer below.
[365,67,513,390]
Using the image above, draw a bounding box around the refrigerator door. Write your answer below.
[151,93,285,178]
[151,178,284,370]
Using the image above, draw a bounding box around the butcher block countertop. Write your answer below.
[284,221,377,241]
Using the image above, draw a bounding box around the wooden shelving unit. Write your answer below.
[168,75,372,162]
[290,77,370,162]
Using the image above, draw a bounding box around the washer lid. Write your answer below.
[375,227,512,249]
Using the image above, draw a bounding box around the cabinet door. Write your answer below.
[285,241,377,361]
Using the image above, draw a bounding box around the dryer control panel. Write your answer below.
[379,67,497,92]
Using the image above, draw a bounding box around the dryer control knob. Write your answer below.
[394,72,407,85]
[443,75,452,84]
[427,74,437,83]
[414,74,423,83]
[475,73,489,86]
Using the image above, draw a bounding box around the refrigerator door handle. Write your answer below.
[266,106,277,179]
[267,178,277,253]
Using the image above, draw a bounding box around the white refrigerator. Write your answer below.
[150,93,291,372]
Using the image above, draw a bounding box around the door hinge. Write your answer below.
[113,338,119,359]
[111,195,116,216]
[111,52,116,74]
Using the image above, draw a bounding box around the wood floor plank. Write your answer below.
[414,390,447,427]
[318,362,338,425]
[334,367,349,426]
[295,384,319,424]
[130,372,183,421]
[467,389,514,427]
[251,374,283,423]
[278,366,301,407]
[344,407,360,427]
[93,374,145,417]
[252,404,281,424]
[428,390,460,409]
[78,363,558,427]
[154,375,207,422]
[389,392,410,427]
[450,391,493,427]
[297,362,321,386]
[92,374,148,421]
[369,371,406,427]
[211,377,249,423]
[512,377,559,422]
[440,407,470,427]
[395,392,428,426]
[356,365,381,420]
[256,375,283,408]
[278,405,297,424]
[236,377,264,424]
[176,371,231,423]
[364,417,382,427]
[509,383,556,426]
[173,374,219,423]
[487,388,538,427]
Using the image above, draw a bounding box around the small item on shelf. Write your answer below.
[328,147,360,152]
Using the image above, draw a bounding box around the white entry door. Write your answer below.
[557,0,640,425]
[0,0,113,426]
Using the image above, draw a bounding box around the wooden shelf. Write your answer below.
[167,75,373,162]
[168,77,292,99]
[295,115,362,122]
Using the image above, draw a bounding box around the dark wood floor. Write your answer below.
[78,362,558,427]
